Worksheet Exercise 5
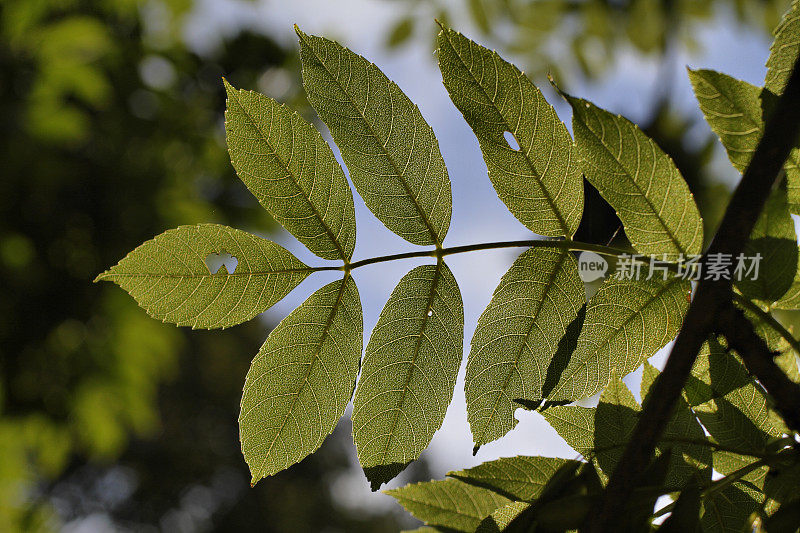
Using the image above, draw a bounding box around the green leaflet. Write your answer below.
[544,371,638,478]
[385,478,510,532]
[737,187,797,303]
[547,369,710,487]
[685,339,785,487]
[95,224,310,329]
[688,69,765,173]
[297,28,451,246]
[224,81,356,261]
[701,482,763,533]
[436,26,583,237]
[688,69,800,214]
[641,362,712,487]
[239,277,362,483]
[765,0,800,96]
[475,501,529,533]
[568,96,703,259]
[465,248,585,447]
[548,276,690,401]
[352,262,464,489]
[449,456,579,502]
[773,270,800,309]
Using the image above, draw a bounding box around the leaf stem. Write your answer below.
[340,239,631,271]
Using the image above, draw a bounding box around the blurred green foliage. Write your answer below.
[387,0,787,79]
[0,0,408,530]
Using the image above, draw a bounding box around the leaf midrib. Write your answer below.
[439,28,571,236]
[298,31,441,246]
[99,267,315,280]
[227,88,348,261]
[253,276,350,479]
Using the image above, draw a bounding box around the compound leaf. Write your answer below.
[224,81,356,260]
[437,25,583,237]
[465,248,585,447]
[385,478,510,532]
[765,0,800,96]
[352,262,464,489]
[297,28,451,246]
[96,224,310,329]
[568,96,703,259]
[449,456,580,502]
[239,276,362,483]
[548,276,690,401]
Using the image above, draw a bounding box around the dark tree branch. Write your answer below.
[584,54,800,532]
[716,304,800,434]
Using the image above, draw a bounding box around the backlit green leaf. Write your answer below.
[449,456,579,502]
[548,276,690,401]
[544,371,638,477]
[297,28,451,246]
[386,478,511,532]
[239,277,362,483]
[437,26,583,237]
[765,0,800,96]
[224,81,356,260]
[688,69,800,214]
[701,482,762,533]
[352,262,464,489]
[772,271,800,309]
[737,187,797,302]
[688,69,765,173]
[685,339,785,487]
[96,224,310,329]
[568,96,703,258]
[475,501,529,533]
[641,362,712,487]
[465,248,585,447]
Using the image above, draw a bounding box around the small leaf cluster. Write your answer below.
[97,1,800,529]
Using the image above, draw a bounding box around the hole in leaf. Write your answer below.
[426,309,433,317]
[503,131,520,151]
[205,251,238,274]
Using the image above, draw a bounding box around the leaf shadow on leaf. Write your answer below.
[593,402,638,476]
[542,304,587,399]
[363,462,411,492]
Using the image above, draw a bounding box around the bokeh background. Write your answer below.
[1,0,794,530]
